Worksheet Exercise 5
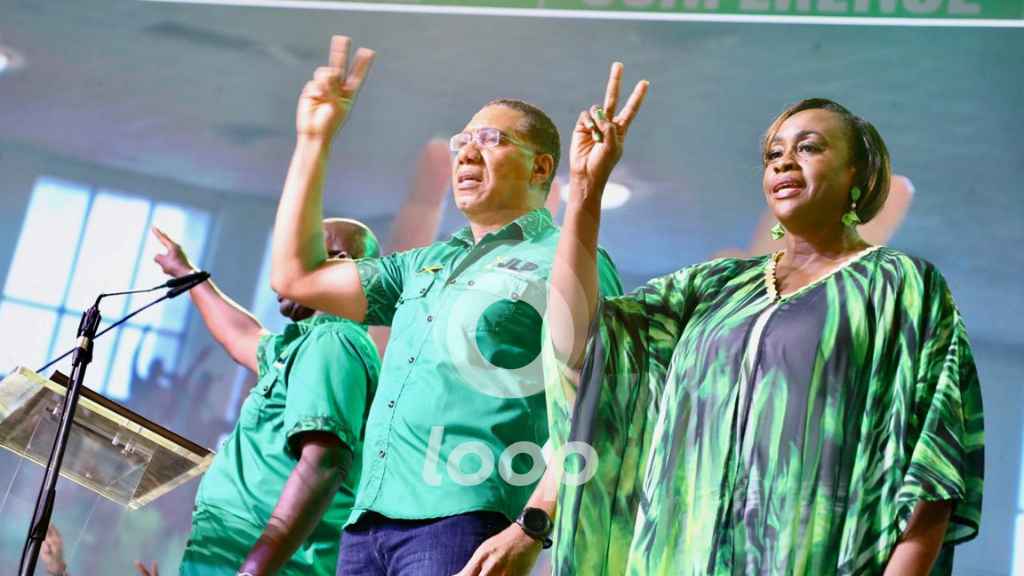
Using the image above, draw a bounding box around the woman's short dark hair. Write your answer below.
[484,98,560,196]
[762,98,891,224]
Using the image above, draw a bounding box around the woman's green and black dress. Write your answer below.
[546,246,984,576]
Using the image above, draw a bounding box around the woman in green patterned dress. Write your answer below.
[545,67,983,576]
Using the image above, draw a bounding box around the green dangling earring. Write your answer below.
[841,187,863,227]
[770,223,785,240]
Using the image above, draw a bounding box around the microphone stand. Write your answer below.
[18,272,209,576]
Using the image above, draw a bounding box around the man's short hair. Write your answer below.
[483,99,560,196]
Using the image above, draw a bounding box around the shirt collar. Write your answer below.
[449,207,553,247]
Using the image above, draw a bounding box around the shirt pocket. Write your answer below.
[238,374,279,427]
[458,273,545,370]
[389,274,437,340]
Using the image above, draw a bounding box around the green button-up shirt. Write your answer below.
[351,207,622,525]
[184,315,379,576]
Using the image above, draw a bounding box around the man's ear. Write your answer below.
[530,154,555,189]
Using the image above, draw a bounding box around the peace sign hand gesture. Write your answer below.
[569,62,648,194]
[297,35,376,141]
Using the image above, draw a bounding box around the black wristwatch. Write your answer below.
[515,507,553,549]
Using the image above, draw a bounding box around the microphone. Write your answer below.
[167,270,211,298]
[36,270,213,373]
[164,270,211,289]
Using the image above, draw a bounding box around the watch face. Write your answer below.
[523,508,551,534]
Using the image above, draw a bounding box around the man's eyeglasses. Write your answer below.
[449,128,538,155]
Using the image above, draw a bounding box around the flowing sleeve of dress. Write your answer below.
[890,260,984,550]
[850,253,984,574]
[545,260,732,576]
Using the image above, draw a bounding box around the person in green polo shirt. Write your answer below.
[146,220,381,576]
[270,36,623,576]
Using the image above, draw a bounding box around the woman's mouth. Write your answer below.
[771,177,805,199]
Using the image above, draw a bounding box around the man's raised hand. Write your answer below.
[297,35,376,141]
[151,225,197,278]
[569,62,648,194]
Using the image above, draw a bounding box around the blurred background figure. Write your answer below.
[714,174,914,258]
[369,139,451,357]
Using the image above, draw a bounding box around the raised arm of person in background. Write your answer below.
[382,139,450,255]
[549,63,648,371]
[544,178,563,223]
[271,35,376,321]
[152,226,266,374]
[369,139,451,355]
[713,174,915,259]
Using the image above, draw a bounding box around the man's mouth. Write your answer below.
[457,169,483,189]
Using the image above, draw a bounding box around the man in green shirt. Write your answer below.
[148,219,381,576]
[270,36,622,576]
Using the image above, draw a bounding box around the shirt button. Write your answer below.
[186,540,193,547]
[388,400,395,408]
[419,288,426,294]
[379,450,386,458]
[511,292,519,300]
[468,280,475,286]
[193,505,198,511]
[426,315,433,322]
[408,357,415,363]
[262,385,269,391]
[448,278,456,285]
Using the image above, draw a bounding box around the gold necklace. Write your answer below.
[763,245,882,304]
[764,251,784,303]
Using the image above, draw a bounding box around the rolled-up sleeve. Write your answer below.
[281,328,371,459]
[356,251,411,327]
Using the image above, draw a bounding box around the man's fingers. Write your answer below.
[302,80,327,101]
[328,35,350,75]
[614,79,649,132]
[344,47,376,95]
[603,61,623,119]
[150,225,174,249]
[314,67,343,95]
[152,560,159,576]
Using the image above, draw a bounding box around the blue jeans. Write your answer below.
[336,511,510,576]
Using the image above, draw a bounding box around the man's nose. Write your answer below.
[456,140,483,163]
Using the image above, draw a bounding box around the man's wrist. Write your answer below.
[296,133,333,152]
[515,507,553,549]
[512,523,544,549]
[173,267,200,278]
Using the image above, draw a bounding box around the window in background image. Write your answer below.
[0,177,211,401]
